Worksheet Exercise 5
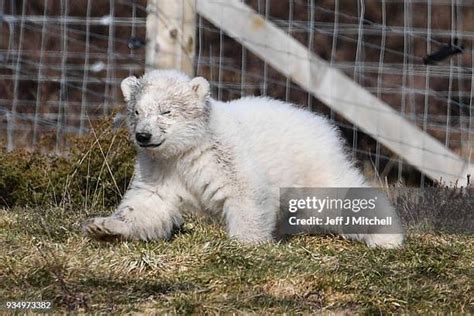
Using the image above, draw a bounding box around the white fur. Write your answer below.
[82,70,403,248]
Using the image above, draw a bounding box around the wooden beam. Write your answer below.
[196,0,473,184]
[146,0,196,76]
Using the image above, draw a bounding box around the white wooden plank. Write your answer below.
[196,0,473,184]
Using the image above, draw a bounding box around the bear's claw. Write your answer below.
[82,217,130,241]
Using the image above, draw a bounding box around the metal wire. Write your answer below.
[0,0,472,186]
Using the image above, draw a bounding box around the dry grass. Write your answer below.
[1,206,472,313]
[0,121,472,313]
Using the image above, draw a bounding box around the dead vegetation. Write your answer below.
[0,121,472,313]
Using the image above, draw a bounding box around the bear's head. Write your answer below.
[121,70,211,158]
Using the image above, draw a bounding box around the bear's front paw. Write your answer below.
[82,217,131,241]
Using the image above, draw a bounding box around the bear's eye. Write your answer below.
[161,110,171,115]
[135,110,139,115]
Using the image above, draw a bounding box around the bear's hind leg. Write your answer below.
[224,197,276,244]
[342,194,404,248]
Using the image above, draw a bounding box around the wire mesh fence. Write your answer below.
[0,0,147,152]
[0,0,473,186]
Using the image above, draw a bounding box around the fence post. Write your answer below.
[146,0,196,76]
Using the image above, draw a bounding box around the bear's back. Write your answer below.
[208,97,365,188]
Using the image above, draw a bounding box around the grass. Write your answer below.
[1,206,472,313]
[0,120,472,313]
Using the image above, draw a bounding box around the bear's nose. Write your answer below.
[135,132,152,144]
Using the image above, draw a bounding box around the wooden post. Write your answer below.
[146,0,196,76]
[196,0,473,184]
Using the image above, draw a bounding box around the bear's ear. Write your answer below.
[121,76,139,102]
[189,77,210,101]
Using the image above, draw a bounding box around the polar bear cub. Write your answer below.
[82,69,403,248]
